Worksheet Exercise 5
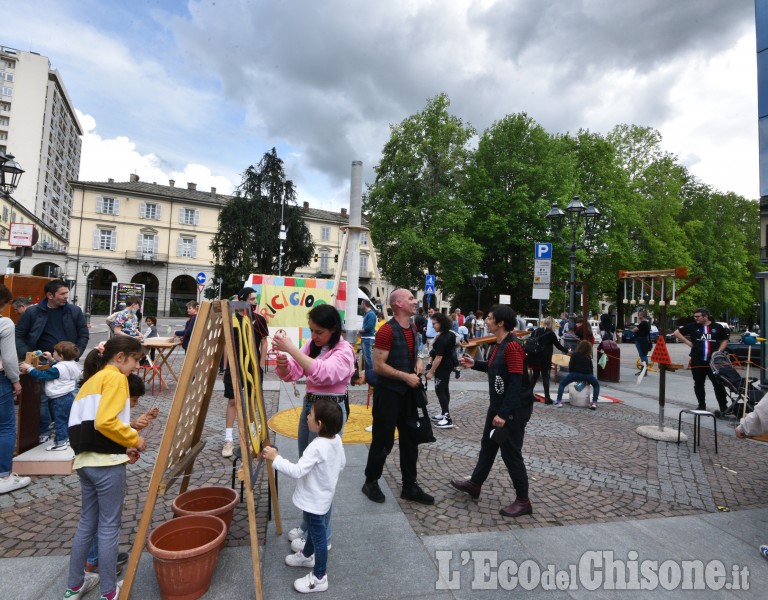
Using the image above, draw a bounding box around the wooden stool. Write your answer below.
[677,409,718,453]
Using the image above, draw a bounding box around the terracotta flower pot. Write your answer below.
[147,514,226,600]
[171,486,238,534]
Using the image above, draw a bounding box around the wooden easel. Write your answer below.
[120,300,281,600]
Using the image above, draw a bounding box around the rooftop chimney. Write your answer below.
[129,174,140,183]
[341,207,348,217]
[107,178,114,183]
[169,179,175,187]
[303,201,309,211]
[187,182,197,191]
[210,187,216,195]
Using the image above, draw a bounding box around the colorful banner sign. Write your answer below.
[245,274,347,329]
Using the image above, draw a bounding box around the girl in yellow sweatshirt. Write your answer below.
[63,336,146,600]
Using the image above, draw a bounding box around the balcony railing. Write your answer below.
[124,251,169,264]
[32,241,68,253]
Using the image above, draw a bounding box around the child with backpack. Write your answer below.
[263,398,346,594]
[554,340,600,410]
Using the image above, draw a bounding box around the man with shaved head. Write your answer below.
[362,289,433,505]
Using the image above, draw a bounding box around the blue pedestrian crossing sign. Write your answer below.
[425,284,435,295]
[425,274,435,287]
[196,272,207,285]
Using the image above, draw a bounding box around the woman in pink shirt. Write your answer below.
[272,303,355,554]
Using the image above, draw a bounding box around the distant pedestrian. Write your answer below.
[174,301,198,352]
[633,310,651,374]
[450,305,535,518]
[527,317,569,405]
[425,311,457,429]
[11,297,31,316]
[599,313,614,342]
[555,340,600,409]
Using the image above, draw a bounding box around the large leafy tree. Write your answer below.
[464,113,576,315]
[210,148,314,295]
[364,93,481,297]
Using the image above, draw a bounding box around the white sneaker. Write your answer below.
[291,537,332,553]
[431,413,445,422]
[287,527,305,542]
[47,440,70,451]
[0,473,31,494]
[63,571,99,598]
[435,417,454,429]
[221,440,234,458]
[294,572,328,593]
[285,550,315,567]
[39,434,50,444]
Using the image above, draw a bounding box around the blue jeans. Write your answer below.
[39,390,53,437]
[68,464,126,597]
[635,338,650,366]
[361,338,374,371]
[50,392,75,444]
[302,509,331,579]
[297,396,347,541]
[557,373,600,403]
[0,374,16,477]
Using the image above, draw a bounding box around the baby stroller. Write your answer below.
[710,351,762,417]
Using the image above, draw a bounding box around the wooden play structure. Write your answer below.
[120,300,280,600]
[620,268,699,436]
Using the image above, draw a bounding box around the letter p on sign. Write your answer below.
[535,242,552,260]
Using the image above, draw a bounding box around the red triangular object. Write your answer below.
[651,335,672,365]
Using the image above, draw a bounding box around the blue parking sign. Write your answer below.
[534,243,552,260]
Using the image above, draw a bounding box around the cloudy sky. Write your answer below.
[3,0,760,209]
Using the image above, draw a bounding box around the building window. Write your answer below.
[137,233,157,257]
[178,237,197,258]
[2,207,7,222]
[140,202,160,220]
[0,87,11,97]
[321,226,330,241]
[179,207,199,225]
[0,117,7,126]
[319,252,329,273]
[359,255,368,274]
[1,72,12,82]
[360,232,368,246]
[96,196,119,215]
[93,228,116,250]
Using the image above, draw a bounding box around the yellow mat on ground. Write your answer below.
[268,404,397,445]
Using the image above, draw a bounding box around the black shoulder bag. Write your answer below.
[406,377,436,444]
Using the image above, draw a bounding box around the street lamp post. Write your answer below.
[545,196,601,329]
[471,273,489,312]
[1,151,25,270]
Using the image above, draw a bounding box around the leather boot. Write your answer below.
[450,478,481,499]
[500,497,533,518]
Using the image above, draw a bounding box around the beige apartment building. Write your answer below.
[63,177,387,317]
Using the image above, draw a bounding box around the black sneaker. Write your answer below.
[401,485,435,505]
[362,480,386,503]
[454,368,461,379]
[435,416,454,429]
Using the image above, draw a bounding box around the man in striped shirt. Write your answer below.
[450,304,535,518]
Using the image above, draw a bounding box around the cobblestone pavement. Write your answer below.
[4,339,768,564]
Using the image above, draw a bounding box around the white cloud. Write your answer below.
[77,110,234,193]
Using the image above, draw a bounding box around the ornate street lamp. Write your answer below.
[546,196,601,329]
[471,273,489,312]
[0,151,24,195]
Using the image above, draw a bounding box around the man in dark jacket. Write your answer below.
[174,301,199,351]
[15,279,89,443]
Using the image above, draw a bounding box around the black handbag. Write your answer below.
[406,380,436,444]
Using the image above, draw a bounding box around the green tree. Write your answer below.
[464,113,576,315]
[364,93,481,297]
[210,149,314,295]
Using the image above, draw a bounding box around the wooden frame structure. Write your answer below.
[120,300,280,600]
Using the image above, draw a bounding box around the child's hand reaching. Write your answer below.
[41,351,53,362]
[132,407,159,431]
[136,436,147,452]
[262,445,278,461]
[145,407,159,420]
[126,448,141,464]
[19,361,32,372]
